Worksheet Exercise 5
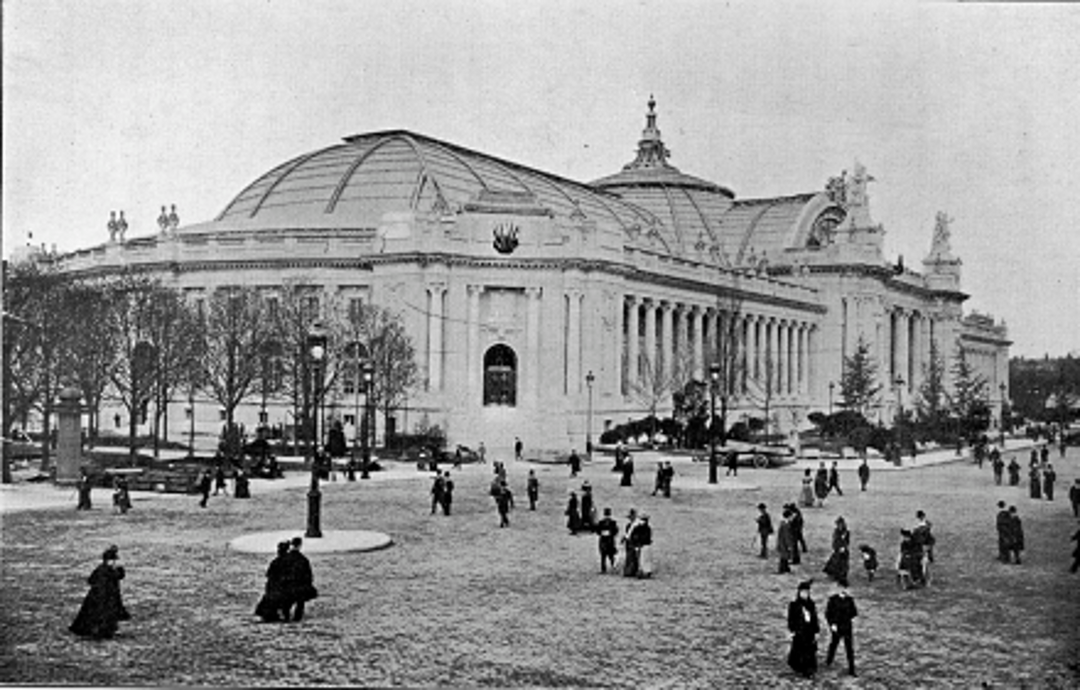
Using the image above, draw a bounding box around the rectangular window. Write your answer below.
[266,296,279,324]
[348,298,364,326]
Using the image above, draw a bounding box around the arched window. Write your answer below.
[483,344,517,406]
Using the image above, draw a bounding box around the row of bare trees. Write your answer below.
[2,263,418,481]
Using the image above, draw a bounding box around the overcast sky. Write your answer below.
[4,0,1078,358]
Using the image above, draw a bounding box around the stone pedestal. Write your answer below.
[54,387,83,485]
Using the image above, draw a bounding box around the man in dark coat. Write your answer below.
[579,483,595,532]
[756,503,774,558]
[1070,478,1080,518]
[70,545,130,639]
[1007,506,1024,564]
[198,469,212,508]
[526,470,539,510]
[430,472,444,515]
[112,477,131,514]
[814,463,829,506]
[495,481,514,528]
[787,504,806,565]
[662,462,675,498]
[214,463,228,496]
[1007,457,1021,486]
[1043,464,1056,500]
[620,454,634,487]
[824,582,858,676]
[1029,466,1042,499]
[777,508,794,574]
[596,507,619,573]
[857,459,870,492]
[992,452,1005,485]
[566,491,581,535]
[76,468,93,510]
[440,472,454,515]
[514,437,523,462]
[996,501,1011,563]
[725,450,738,477]
[828,461,843,496]
[568,450,581,478]
[234,468,251,499]
[282,537,316,622]
[787,579,820,679]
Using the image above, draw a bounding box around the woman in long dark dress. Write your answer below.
[787,580,820,678]
[565,491,581,535]
[70,545,130,639]
[823,517,851,586]
[255,541,290,622]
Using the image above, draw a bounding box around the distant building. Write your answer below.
[46,98,1010,453]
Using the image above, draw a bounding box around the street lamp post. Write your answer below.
[999,382,1007,444]
[585,370,595,459]
[893,376,905,465]
[829,381,835,416]
[305,324,327,539]
[347,341,366,482]
[709,362,721,484]
[361,362,374,479]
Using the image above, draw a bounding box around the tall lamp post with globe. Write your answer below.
[361,361,374,479]
[999,382,1007,445]
[305,324,327,539]
[709,362,721,484]
[585,370,595,459]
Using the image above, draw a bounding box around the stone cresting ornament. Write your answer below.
[492,222,520,254]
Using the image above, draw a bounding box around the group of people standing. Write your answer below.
[254,537,318,623]
[995,501,1026,565]
[430,471,455,516]
[801,461,850,509]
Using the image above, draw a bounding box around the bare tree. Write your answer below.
[58,278,120,447]
[629,345,693,442]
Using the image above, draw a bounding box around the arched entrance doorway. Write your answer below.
[483,344,517,406]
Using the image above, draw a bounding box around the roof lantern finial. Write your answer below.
[623,94,671,171]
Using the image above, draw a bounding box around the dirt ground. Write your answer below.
[2,448,1078,688]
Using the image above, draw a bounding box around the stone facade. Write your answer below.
[44,100,1009,455]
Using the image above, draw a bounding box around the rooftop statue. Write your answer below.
[932,211,953,255]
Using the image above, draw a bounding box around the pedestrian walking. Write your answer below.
[800,468,815,508]
[1007,457,1021,486]
[756,503,774,558]
[786,579,820,679]
[620,453,635,487]
[76,468,93,510]
[788,503,807,565]
[858,544,878,581]
[828,461,843,496]
[823,516,851,586]
[70,545,130,639]
[197,469,212,508]
[1006,506,1024,565]
[622,509,640,577]
[896,529,924,588]
[214,463,228,496]
[777,508,794,574]
[580,482,596,532]
[1070,478,1080,517]
[857,459,870,492]
[112,477,131,515]
[478,441,486,464]
[824,582,858,677]
[913,510,935,584]
[255,541,291,622]
[651,462,664,496]
[430,472,445,515]
[514,437,523,462]
[569,449,582,478]
[565,491,581,535]
[526,469,539,510]
[725,450,738,477]
[662,462,675,498]
[1040,444,1050,467]
[440,471,454,516]
[281,537,317,622]
[992,453,1005,485]
[1029,466,1042,499]
[597,507,619,573]
[632,514,653,578]
[1043,464,1056,500]
[814,463,829,507]
[496,481,514,528]
[995,501,1011,563]
[234,468,251,499]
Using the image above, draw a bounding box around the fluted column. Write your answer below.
[626,296,639,394]
[895,308,910,391]
[566,289,582,396]
[467,285,483,404]
[780,321,790,398]
[751,315,762,386]
[643,299,657,383]
[427,283,446,392]
[691,306,704,381]
[526,287,541,404]
[660,300,673,384]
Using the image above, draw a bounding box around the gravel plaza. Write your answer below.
[1,445,1078,688]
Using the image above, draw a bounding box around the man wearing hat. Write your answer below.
[786,579,820,678]
[596,507,619,573]
[1070,478,1080,518]
[756,503,774,559]
[633,513,653,578]
[824,581,858,677]
[777,507,794,574]
[996,501,1011,563]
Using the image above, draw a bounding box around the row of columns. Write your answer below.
[623,296,817,401]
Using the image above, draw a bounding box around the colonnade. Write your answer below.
[622,295,817,402]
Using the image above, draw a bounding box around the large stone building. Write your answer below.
[50,99,1010,454]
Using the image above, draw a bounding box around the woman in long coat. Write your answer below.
[1029,467,1042,499]
[823,517,851,586]
[787,580,820,678]
[799,469,816,508]
[565,491,581,534]
[813,464,829,507]
[70,545,130,639]
[255,541,290,622]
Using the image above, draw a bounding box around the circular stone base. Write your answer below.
[229,529,393,554]
[683,478,761,491]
